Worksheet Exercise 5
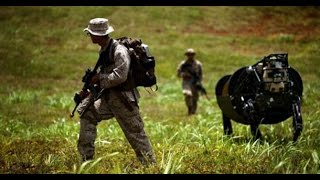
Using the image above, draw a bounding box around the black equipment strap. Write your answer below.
[94,39,114,72]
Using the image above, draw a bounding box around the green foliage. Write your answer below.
[0,6,320,174]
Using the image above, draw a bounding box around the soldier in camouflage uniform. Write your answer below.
[77,18,155,164]
[177,48,203,115]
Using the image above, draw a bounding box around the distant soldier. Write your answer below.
[177,48,203,115]
[77,18,155,165]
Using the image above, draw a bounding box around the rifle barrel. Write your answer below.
[69,103,79,118]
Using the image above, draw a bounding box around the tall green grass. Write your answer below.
[0,6,320,174]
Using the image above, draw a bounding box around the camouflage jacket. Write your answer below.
[177,59,203,83]
[99,39,140,102]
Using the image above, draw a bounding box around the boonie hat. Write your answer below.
[185,48,196,55]
[83,18,114,36]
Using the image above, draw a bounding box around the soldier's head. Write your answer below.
[84,18,114,46]
[185,48,196,60]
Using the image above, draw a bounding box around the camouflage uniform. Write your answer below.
[77,39,155,164]
[177,59,203,115]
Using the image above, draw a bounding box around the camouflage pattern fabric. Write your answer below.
[177,60,203,115]
[77,39,155,164]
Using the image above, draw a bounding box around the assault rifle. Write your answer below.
[69,68,102,118]
[181,63,210,100]
[69,42,112,118]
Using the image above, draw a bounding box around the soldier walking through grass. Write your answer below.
[177,48,203,115]
[76,18,155,165]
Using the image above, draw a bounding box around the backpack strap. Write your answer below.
[108,39,118,64]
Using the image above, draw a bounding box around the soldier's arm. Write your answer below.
[177,61,184,78]
[99,45,130,89]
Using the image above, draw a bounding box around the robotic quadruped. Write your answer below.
[215,53,303,141]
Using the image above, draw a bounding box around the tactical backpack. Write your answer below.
[114,37,158,91]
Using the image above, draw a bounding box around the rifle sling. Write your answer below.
[94,39,114,72]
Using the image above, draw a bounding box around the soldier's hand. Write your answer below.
[79,90,90,99]
[90,74,100,85]
[181,72,192,79]
[73,90,90,104]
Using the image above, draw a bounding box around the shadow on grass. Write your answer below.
[225,134,296,146]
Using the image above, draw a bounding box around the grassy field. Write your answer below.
[0,6,320,174]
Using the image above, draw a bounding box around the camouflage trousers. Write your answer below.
[182,81,199,115]
[77,91,155,164]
